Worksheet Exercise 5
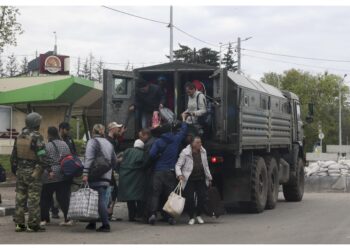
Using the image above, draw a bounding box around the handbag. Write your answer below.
[204,186,225,218]
[89,139,111,181]
[67,184,99,221]
[163,181,186,217]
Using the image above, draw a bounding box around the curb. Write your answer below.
[0,206,15,217]
[0,181,16,188]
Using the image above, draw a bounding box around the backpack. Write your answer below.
[51,141,84,179]
[0,163,6,183]
[89,139,112,181]
[196,93,214,129]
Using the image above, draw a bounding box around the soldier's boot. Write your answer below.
[15,224,26,232]
[26,225,46,232]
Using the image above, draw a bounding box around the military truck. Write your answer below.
[103,62,313,213]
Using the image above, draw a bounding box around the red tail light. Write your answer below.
[210,156,224,164]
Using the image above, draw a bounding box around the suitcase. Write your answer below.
[159,107,176,125]
[204,186,225,218]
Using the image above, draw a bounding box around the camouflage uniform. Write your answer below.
[12,113,48,232]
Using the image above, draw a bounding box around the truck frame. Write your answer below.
[103,62,310,213]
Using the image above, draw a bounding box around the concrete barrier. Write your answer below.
[306,153,338,162]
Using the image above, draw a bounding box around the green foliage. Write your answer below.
[0,6,23,53]
[73,139,86,156]
[0,155,11,173]
[262,69,349,152]
[172,43,219,67]
[222,43,237,71]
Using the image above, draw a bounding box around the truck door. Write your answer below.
[103,69,135,140]
[211,68,237,144]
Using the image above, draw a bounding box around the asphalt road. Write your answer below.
[1,187,350,244]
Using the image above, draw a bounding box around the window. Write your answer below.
[296,103,301,119]
[261,95,268,110]
[244,96,249,106]
[113,78,129,96]
[282,102,291,114]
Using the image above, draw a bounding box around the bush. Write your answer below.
[0,155,11,173]
[74,139,86,156]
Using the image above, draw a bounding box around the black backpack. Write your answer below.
[0,164,6,183]
[89,139,111,181]
[196,93,214,129]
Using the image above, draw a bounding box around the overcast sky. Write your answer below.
[2,6,350,80]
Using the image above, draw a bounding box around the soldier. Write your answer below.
[11,112,49,232]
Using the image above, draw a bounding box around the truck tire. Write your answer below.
[283,158,305,202]
[247,156,268,213]
[265,156,279,210]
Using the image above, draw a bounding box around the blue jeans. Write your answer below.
[90,186,109,226]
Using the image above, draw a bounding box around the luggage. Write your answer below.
[67,185,99,221]
[204,186,225,218]
[60,154,84,178]
[163,181,186,217]
[159,107,176,125]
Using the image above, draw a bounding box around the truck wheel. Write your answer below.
[264,157,279,210]
[247,156,268,213]
[283,158,305,202]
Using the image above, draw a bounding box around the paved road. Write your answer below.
[1,186,350,244]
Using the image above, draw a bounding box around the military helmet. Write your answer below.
[25,112,42,129]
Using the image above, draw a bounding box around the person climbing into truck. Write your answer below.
[182,81,207,136]
[129,79,166,129]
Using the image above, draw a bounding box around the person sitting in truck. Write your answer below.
[129,79,166,129]
[157,76,174,111]
[182,81,207,135]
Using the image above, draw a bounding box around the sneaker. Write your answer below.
[188,218,196,225]
[15,224,26,232]
[168,217,176,225]
[59,220,74,226]
[26,225,46,232]
[148,214,157,225]
[85,223,96,230]
[40,221,48,227]
[196,216,205,224]
[96,225,110,232]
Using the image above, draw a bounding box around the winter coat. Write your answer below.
[135,84,166,113]
[149,122,188,171]
[118,147,149,201]
[185,91,207,125]
[175,145,213,189]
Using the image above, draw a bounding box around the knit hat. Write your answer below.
[134,139,145,149]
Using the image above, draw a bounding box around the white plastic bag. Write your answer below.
[163,182,186,217]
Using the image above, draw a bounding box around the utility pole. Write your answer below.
[219,42,223,68]
[169,6,174,62]
[339,74,347,147]
[237,37,241,74]
[53,31,57,55]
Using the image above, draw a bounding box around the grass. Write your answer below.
[0,155,11,173]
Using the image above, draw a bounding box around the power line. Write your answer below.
[101,5,220,48]
[173,25,219,48]
[242,53,350,73]
[101,5,168,25]
[242,47,350,63]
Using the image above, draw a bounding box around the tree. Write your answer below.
[0,54,4,77]
[261,72,283,89]
[76,57,81,77]
[82,58,90,79]
[6,53,18,76]
[20,56,28,74]
[94,58,104,84]
[0,6,23,53]
[222,43,237,71]
[88,52,94,80]
[171,44,219,66]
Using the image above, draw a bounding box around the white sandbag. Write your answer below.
[319,161,336,168]
[328,163,341,170]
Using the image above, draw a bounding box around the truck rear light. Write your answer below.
[210,156,224,164]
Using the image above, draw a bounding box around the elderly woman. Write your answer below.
[118,139,149,222]
[175,136,213,225]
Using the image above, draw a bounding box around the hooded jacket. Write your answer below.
[149,122,188,172]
